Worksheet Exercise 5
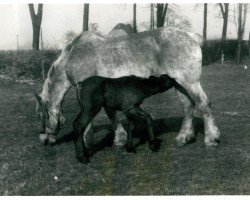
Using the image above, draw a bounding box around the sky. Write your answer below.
[0,3,249,50]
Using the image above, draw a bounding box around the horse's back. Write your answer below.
[60,28,202,85]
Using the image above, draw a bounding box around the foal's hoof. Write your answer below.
[76,154,90,164]
[149,139,161,152]
[126,144,136,153]
[77,157,90,164]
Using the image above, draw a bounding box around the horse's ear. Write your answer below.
[34,93,43,105]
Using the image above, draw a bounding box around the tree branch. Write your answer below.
[37,4,43,25]
[28,4,36,24]
[162,4,168,20]
[219,3,225,18]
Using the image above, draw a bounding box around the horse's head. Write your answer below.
[34,93,65,144]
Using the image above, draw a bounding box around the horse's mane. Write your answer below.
[64,32,106,53]
[65,33,83,52]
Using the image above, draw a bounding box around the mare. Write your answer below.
[35,27,220,151]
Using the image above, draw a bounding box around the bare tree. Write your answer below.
[83,4,89,31]
[237,3,248,64]
[156,4,168,28]
[28,4,43,50]
[203,3,207,41]
[164,9,192,31]
[218,3,229,58]
[133,4,137,33]
[150,4,155,29]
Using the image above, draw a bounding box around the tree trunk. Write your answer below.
[133,4,137,33]
[248,32,250,55]
[150,4,154,29]
[203,3,207,41]
[28,4,43,50]
[83,4,89,31]
[221,4,229,42]
[237,3,242,64]
[219,3,229,63]
[156,4,168,28]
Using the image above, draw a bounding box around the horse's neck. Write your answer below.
[41,76,70,113]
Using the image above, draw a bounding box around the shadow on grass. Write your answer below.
[54,117,204,156]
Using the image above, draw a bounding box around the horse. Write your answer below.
[34,27,220,151]
[72,75,174,163]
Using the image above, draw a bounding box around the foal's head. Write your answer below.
[146,75,174,94]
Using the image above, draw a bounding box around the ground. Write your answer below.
[0,60,249,195]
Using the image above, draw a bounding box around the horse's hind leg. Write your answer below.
[175,85,196,146]
[178,81,220,146]
[104,107,127,146]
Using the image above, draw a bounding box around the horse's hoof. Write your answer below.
[205,138,221,146]
[39,134,49,145]
[48,135,56,145]
[176,134,195,147]
[149,139,161,152]
[176,135,187,147]
[113,130,127,147]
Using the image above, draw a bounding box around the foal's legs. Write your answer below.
[175,85,196,146]
[178,81,220,146]
[73,106,102,163]
[73,111,90,163]
[104,107,127,146]
[126,107,160,152]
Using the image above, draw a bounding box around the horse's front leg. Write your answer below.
[104,107,127,146]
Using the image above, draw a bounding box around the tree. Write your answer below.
[203,3,207,41]
[218,3,229,56]
[140,7,191,32]
[83,4,89,31]
[156,3,168,28]
[150,4,155,29]
[164,9,192,31]
[237,4,248,64]
[133,4,137,33]
[28,4,43,50]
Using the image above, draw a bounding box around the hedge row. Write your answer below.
[0,50,60,81]
[0,39,249,81]
[202,39,249,65]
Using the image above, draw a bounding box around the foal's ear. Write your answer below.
[34,93,43,105]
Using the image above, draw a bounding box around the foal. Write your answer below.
[73,75,175,163]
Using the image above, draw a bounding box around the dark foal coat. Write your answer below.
[73,75,175,163]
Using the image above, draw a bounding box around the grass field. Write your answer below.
[0,60,249,195]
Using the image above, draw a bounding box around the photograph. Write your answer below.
[0,1,249,196]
